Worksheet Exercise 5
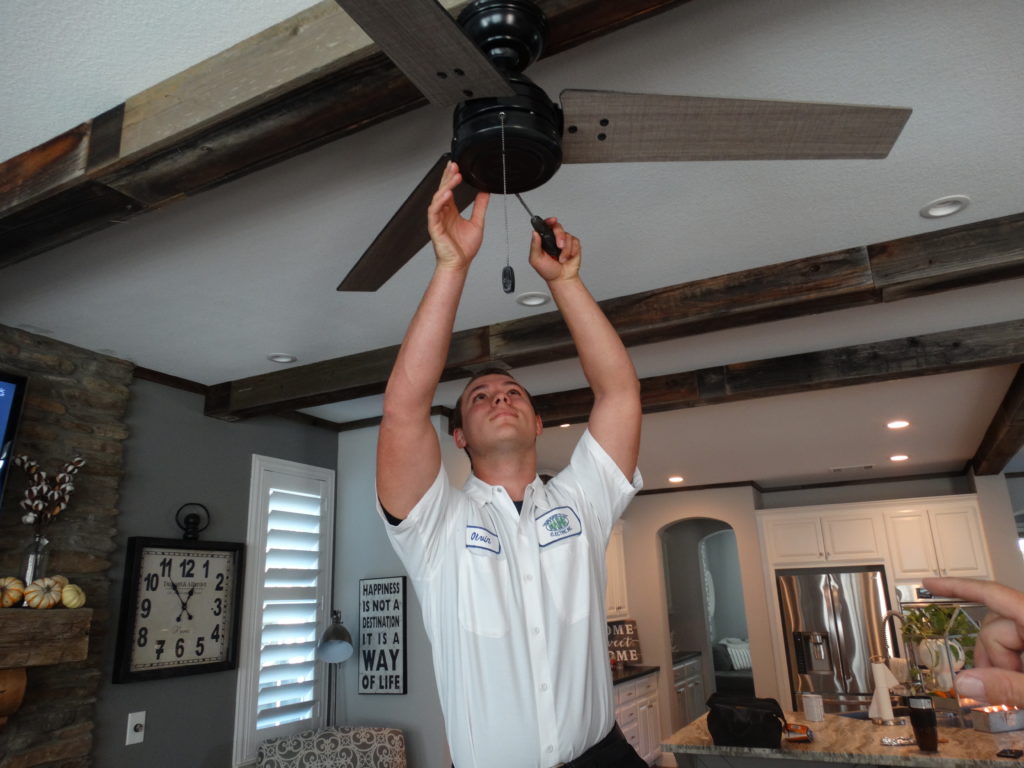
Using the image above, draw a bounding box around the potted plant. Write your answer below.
[900,604,978,696]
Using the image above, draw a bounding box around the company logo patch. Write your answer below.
[535,506,582,547]
[465,525,501,554]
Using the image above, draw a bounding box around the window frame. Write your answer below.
[232,454,336,766]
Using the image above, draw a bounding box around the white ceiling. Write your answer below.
[1,0,1022,490]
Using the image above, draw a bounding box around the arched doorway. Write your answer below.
[661,518,752,729]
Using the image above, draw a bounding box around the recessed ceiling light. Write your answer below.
[668,475,685,483]
[515,291,551,307]
[887,420,910,430]
[920,195,970,219]
[267,353,297,364]
[890,454,909,462]
[559,423,571,428]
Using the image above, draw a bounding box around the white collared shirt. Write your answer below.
[379,430,642,768]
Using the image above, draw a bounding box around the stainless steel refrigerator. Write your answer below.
[776,565,898,712]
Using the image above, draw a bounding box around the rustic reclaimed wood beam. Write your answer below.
[204,210,1024,419]
[0,0,691,269]
[972,365,1024,475]
[532,319,1024,424]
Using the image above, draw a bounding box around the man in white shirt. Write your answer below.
[376,160,644,768]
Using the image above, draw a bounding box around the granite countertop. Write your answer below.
[611,664,660,685]
[664,711,1023,767]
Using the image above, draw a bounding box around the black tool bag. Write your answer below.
[705,692,787,749]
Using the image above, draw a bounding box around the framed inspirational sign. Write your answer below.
[358,576,407,694]
[607,619,643,664]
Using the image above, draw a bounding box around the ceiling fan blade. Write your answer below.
[338,154,478,292]
[560,90,912,163]
[333,0,513,108]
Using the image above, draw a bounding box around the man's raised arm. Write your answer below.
[528,220,642,478]
[377,162,489,519]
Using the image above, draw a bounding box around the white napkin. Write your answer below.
[868,661,901,721]
[887,657,910,684]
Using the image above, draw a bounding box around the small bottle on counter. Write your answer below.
[908,696,939,752]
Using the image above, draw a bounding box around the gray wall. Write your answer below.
[704,529,747,643]
[93,379,338,768]
[662,518,728,658]
[334,417,468,768]
[1010,475,1024,517]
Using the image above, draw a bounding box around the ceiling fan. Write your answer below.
[335,0,912,291]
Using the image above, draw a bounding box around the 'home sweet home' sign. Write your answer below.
[607,619,642,664]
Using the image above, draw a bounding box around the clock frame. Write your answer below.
[113,537,245,683]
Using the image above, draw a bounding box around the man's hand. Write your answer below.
[528,217,580,283]
[922,576,1024,705]
[427,161,489,271]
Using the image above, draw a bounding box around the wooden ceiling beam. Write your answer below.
[972,365,1024,476]
[533,319,1024,425]
[204,210,1024,420]
[0,0,691,269]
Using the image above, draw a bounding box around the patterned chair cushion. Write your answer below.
[257,726,407,768]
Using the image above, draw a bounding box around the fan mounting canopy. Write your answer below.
[457,0,546,73]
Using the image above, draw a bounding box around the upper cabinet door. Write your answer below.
[930,506,990,578]
[763,511,884,565]
[821,512,886,562]
[764,516,826,563]
[884,509,939,580]
[884,504,991,580]
[605,523,629,619]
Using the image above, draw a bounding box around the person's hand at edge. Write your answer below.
[923,576,1024,705]
[528,217,580,283]
[427,161,489,272]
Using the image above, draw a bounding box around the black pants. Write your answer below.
[453,724,646,767]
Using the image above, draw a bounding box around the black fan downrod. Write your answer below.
[452,0,563,194]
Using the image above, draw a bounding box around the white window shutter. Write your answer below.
[233,457,335,767]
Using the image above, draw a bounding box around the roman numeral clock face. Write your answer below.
[114,538,244,683]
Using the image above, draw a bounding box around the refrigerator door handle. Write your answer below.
[827,575,853,686]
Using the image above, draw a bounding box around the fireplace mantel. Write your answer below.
[0,608,93,668]
[0,608,93,727]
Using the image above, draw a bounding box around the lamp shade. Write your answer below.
[316,611,354,663]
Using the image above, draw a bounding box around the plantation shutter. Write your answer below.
[234,458,335,766]
[256,488,322,729]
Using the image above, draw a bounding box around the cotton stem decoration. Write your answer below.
[15,454,86,534]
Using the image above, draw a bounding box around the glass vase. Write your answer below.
[20,533,50,587]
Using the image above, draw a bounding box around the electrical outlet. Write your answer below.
[126,711,146,745]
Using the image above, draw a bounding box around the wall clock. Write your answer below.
[113,537,244,683]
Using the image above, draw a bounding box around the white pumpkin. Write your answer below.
[61,583,86,609]
[50,574,69,589]
[0,576,26,608]
[24,577,61,609]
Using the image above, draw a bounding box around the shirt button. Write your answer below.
[532,627,541,636]
[525,573,534,582]
[540,683,549,692]
[546,746,554,754]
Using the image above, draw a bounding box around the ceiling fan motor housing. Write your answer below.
[452,71,563,194]
[457,0,546,73]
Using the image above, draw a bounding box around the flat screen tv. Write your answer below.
[0,369,28,516]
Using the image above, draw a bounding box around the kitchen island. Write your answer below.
[664,710,1023,767]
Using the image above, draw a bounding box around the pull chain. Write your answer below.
[499,112,514,293]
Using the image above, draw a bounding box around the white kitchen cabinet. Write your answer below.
[638,674,661,764]
[762,509,885,565]
[615,671,661,765]
[885,504,990,580]
[605,522,629,619]
[673,655,705,728]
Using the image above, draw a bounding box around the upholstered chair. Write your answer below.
[256,726,407,768]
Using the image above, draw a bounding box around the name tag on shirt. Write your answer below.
[535,506,582,547]
[465,525,501,554]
